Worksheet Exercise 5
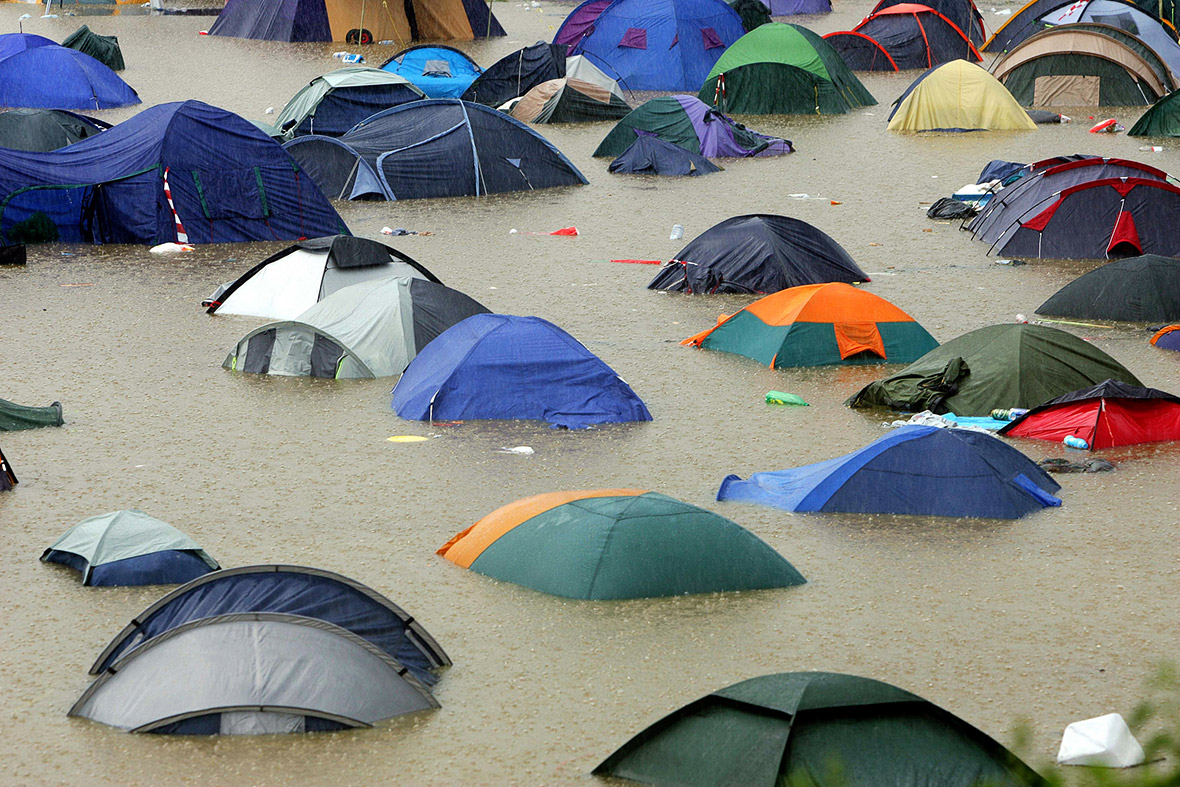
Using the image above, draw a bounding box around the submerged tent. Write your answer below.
[380,45,482,98]
[719,425,1061,518]
[284,99,587,201]
[887,60,1038,131]
[391,314,652,428]
[683,283,938,367]
[825,4,981,71]
[209,0,505,44]
[1129,86,1180,134]
[90,564,451,684]
[999,379,1180,449]
[871,0,987,44]
[41,510,219,587]
[767,0,833,13]
[461,41,566,107]
[728,0,773,31]
[992,26,1171,106]
[438,490,805,599]
[700,23,877,114]
[508,56,630,123]
[593,96,793,158]
[1036,255,1180,321]
[71,614,439,734]
[648,214,867,294]
[846,323,1142,415]
[0,109,108,152]
[608,135,722,176]
[0,100,345,246]
[61,25,124,71]
[0,35,138,110]
[225,276,489,378]
[553,0,747,91]
[595,672,1049,786]
[206,235,438,318]
[272,67,425,140]
[1,398,63,431]
[1150,324,1180,350]
[0,446,15,492]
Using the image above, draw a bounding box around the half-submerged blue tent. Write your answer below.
[718,425,1062,519]
[0,100,345,245]
[380,45,483,98]
[392,314,652,428]
[609,135,722,176]
[0,34,139,110]
[90,564,451,685]
[555,0,747,90]
[284,99,587,201]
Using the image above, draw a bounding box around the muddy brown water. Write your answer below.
[0,0,1177,784]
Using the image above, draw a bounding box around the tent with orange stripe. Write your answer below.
[437,490,805,600]
[682,282,938,368]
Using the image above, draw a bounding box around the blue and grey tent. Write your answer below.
[271,67,425,140]
[284,99,587,201]
[609,135,722,176]
[392,314,652,428]
[89,564,451,685]
[0,100,345,245]
[0,34,138,110]
[461,41,567,107]
[552,0,747,90]
[380,45,483,98]
[71,613,440,734]
[41,509,220,586]
[718,425,1062,519]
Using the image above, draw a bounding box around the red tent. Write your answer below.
[999,379,1180,449]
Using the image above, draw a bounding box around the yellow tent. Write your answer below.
[887,59,1037,132]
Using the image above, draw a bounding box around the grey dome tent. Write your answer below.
[205,235,439,319]
[90,564,451,685]
[1,397,62,431]
[41,509,219,587]
[70,613,439,734]
[271,67,426,140]
[0,109,108,152]
[595,672,1047,786]
[224,276,489,378]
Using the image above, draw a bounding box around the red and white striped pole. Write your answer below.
[162,167,189,243]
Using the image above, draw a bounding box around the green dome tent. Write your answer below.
[1130,88,1180,135]
[846,323,1141,415]
[1,397,62,431]
[594,672,1047,786]
[699,23,876,114]
[61,25,124,71]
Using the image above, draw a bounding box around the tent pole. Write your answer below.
[487,0,494,38]
[360,0,367,43]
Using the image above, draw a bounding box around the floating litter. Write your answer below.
[498,446,534,455]
[388,435,429,443]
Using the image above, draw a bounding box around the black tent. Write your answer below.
[0,445,16,492]
[0,109,108,153]
[648,214,868,294]
[1037,255,1180,321]
[608,136,721,177]
[61,25,125,71]
[461,41,566,107]
[728,0,772,31]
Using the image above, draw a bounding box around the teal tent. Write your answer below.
[1,398,62,431]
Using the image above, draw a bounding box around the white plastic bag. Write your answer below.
[1057,713,1145,768]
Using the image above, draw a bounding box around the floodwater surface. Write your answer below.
[0,0,1177,784]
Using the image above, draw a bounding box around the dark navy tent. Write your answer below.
[648,214,868,294]
[718,425,1062,518]
[90,564,451,685]
[0,109,108,152]
[461,41,566,107]
[0,446,15,492]
[870,0,986,44]
[608,136,722,176]
[554,0,747,91]
[0,34,139,110]
[381,45,483,98]
[209,0,504,43]
[284,99,587,201]
[1036,255,1180,321]
[392,314,652,428]
[0,100,345,246]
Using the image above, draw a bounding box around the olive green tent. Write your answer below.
[61,25,125,71]
[595,672,1047,786]
[846,323,1141,415]
[699,23,875,114]
[1130,88,1180,135]
[1,398,63,431]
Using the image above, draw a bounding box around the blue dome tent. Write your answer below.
[90,564,451,685]
[0,100,345,245]
[380,45,483,98]
[391,314,652,428]
[284,99,586,201]
[0,34,139,110]
[718,425,1062,519]
[553,0,747,90]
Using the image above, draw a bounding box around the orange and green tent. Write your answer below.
[682,282,938,368]
[438,490,805,600]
